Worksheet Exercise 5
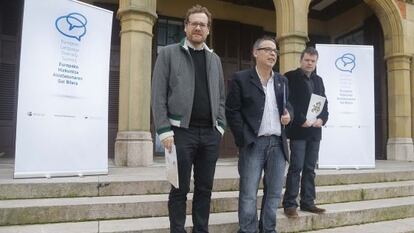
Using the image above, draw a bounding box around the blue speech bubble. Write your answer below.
[67,13,87,30]
[55,13,88,41]
[335,53,356,73]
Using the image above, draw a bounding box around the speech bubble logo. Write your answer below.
[55,13,87,41]
[335,53,356,73]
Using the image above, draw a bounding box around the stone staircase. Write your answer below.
[0,160,414,232]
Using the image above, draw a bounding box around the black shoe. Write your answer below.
[300,206,326,214]
[284,207,299,218]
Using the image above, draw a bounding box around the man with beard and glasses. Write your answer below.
[151,5,225,233]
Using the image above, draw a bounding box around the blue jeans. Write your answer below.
[238,136,286,233]
[282,140,320,209]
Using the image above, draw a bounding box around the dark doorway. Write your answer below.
[94,3,121,159]
[308,0,386,159]
[310,15,387,160]
[364,15,387,160]
[213,19,264,157]
[0,0,23,158]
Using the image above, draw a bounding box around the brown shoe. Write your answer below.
[284,207,299,218]
[300,206,326,214]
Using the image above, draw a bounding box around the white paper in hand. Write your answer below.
[306,93,326,124]
[165,145,179,189]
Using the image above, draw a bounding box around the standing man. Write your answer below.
[151,5,225,233]
[282,47,329,218]
[226,36,293,233]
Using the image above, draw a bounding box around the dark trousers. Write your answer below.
[282,140,320,209]
[168,126,221,233]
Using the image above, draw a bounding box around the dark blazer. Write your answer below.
[285,68,329,141]
[225,68,294,161]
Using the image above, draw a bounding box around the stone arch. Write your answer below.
[363,0,412,161]
[273,0,405,56]
[272,0,413,160]
[363,0,405,56]
[273,0,311,40]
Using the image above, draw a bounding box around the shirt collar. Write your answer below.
[256,66,274,84]
[182,38,213,52]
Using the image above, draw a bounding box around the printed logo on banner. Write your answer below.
[335,53,356,73]
[55,13,87,41]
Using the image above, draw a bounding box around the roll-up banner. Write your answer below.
[316,44,375,169]
[15,0,113,178]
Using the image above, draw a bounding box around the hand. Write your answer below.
[312,118,323,128]
[301,120,313,128]
[162,136,174,153]
[281,109,291,125]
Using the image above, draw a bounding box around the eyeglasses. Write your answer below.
[187,21,208,29]
[257,47,279,55]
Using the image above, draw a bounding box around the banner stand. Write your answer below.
[316,44,375,169]
[15,0,113,178]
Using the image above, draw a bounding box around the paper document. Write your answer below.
[306,93,326,124]
[165,145,179,188]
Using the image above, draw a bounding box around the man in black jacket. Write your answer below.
[226,36,293,233]
[282,47,329,218]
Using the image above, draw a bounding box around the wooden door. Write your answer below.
[364,15,387,160]
[213,19,263,157]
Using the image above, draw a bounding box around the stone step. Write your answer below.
[305,217,414,233]
[0,222,98,233]
[1,168,414,200]
[2,196,412,233]
[92,196,414,232]
[1,180,414,226]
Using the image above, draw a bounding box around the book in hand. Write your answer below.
[306,93,326,124]
[165,145,179,188]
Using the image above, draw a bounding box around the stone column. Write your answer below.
[386,53,414,161]
[115,0,157,166]
[273,0,310,74]
[277,33,308,73]
[410,54,414,162]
